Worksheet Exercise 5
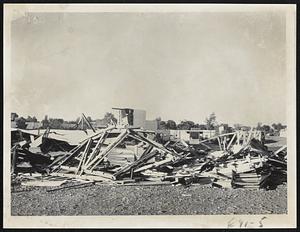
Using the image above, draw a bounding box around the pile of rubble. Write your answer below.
[11,126,287,190]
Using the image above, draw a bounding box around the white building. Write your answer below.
[279,128,287,137]
[170,129,216,144]
[113,108,146,128]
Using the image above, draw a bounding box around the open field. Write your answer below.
[11,183,287,216]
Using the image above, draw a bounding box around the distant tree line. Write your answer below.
[13,114,38,129]
[256,122,287,135]
[12,111,286,133]
[156,112,218,130]
[12,112,118,130]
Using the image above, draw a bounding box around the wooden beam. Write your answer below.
[84,169,115,180]
[128,130,175,156]
[139,145,153,159]
[51,172,114,182]
[217,137,222,150]
[227,133,236,150]
[80,125,115,143]
[82,113,96,133]
[76,138,92,175]
[84,131,107,167]
[246,127,253,145]
[11,145,18,174]
[85,129,129,171]
[274,145,287,155]
[223,136,226,150]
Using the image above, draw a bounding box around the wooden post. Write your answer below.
[81,115,84,130]
[82,113,96,133]
[11,145,18,174]
[85,131,107,166]
[130,168,134,179]
[246,127,253,145]
[223,136,227,150]
[76,138,92,175]
[217,137,222,151]
[227,133,236,150]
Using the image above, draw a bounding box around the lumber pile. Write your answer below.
[11,126,287,190]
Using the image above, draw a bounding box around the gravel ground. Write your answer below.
[11,183,287,216]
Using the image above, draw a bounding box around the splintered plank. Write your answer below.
[274,145,287,155]
[113,150,159,179]
[84,131,107,166]
[123,181,172,186]
[21,180,68,187]
[51,172,114,182]
[84,170,115,180]
[76,138,92,175]
[217,137,222,151]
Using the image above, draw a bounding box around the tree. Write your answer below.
[155,117,162,122]
[257,122,262,130]
[272,123,285,131]
[158,121,167,130]
[16,117,27,129]
[26,116,33,122]
[103,112,117,125]
[49,118,64,129]
[166,120,177,130]
[177,120,195,130]
[198,124,207,130]
[26,115,38,122]
[11,112,19,121]
[234,124,242,130]
[86,116,92,122]
[227,126,234,133]
[262,125,271,133]
[205,112,217,130]
[75,117,81,123]
[42,115,50,129]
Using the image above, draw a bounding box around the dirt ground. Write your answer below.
[11,183,287,216]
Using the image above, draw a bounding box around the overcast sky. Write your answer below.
[10,11,287,126]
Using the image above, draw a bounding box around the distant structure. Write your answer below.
[217,124,229,134]
[279,128,287,137]
[11,112,18,121]
[170,129,216,144]
[25,122,42,130]
[112,107,158,131]
[91,119,108,129]
[11,112,18,128]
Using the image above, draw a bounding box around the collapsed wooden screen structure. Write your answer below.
[48,126,263,182]
[49,126,182,181]
[198,129,262,151]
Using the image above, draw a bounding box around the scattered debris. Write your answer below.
[11,125,287,190]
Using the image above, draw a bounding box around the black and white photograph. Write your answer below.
[3,4,296,228]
